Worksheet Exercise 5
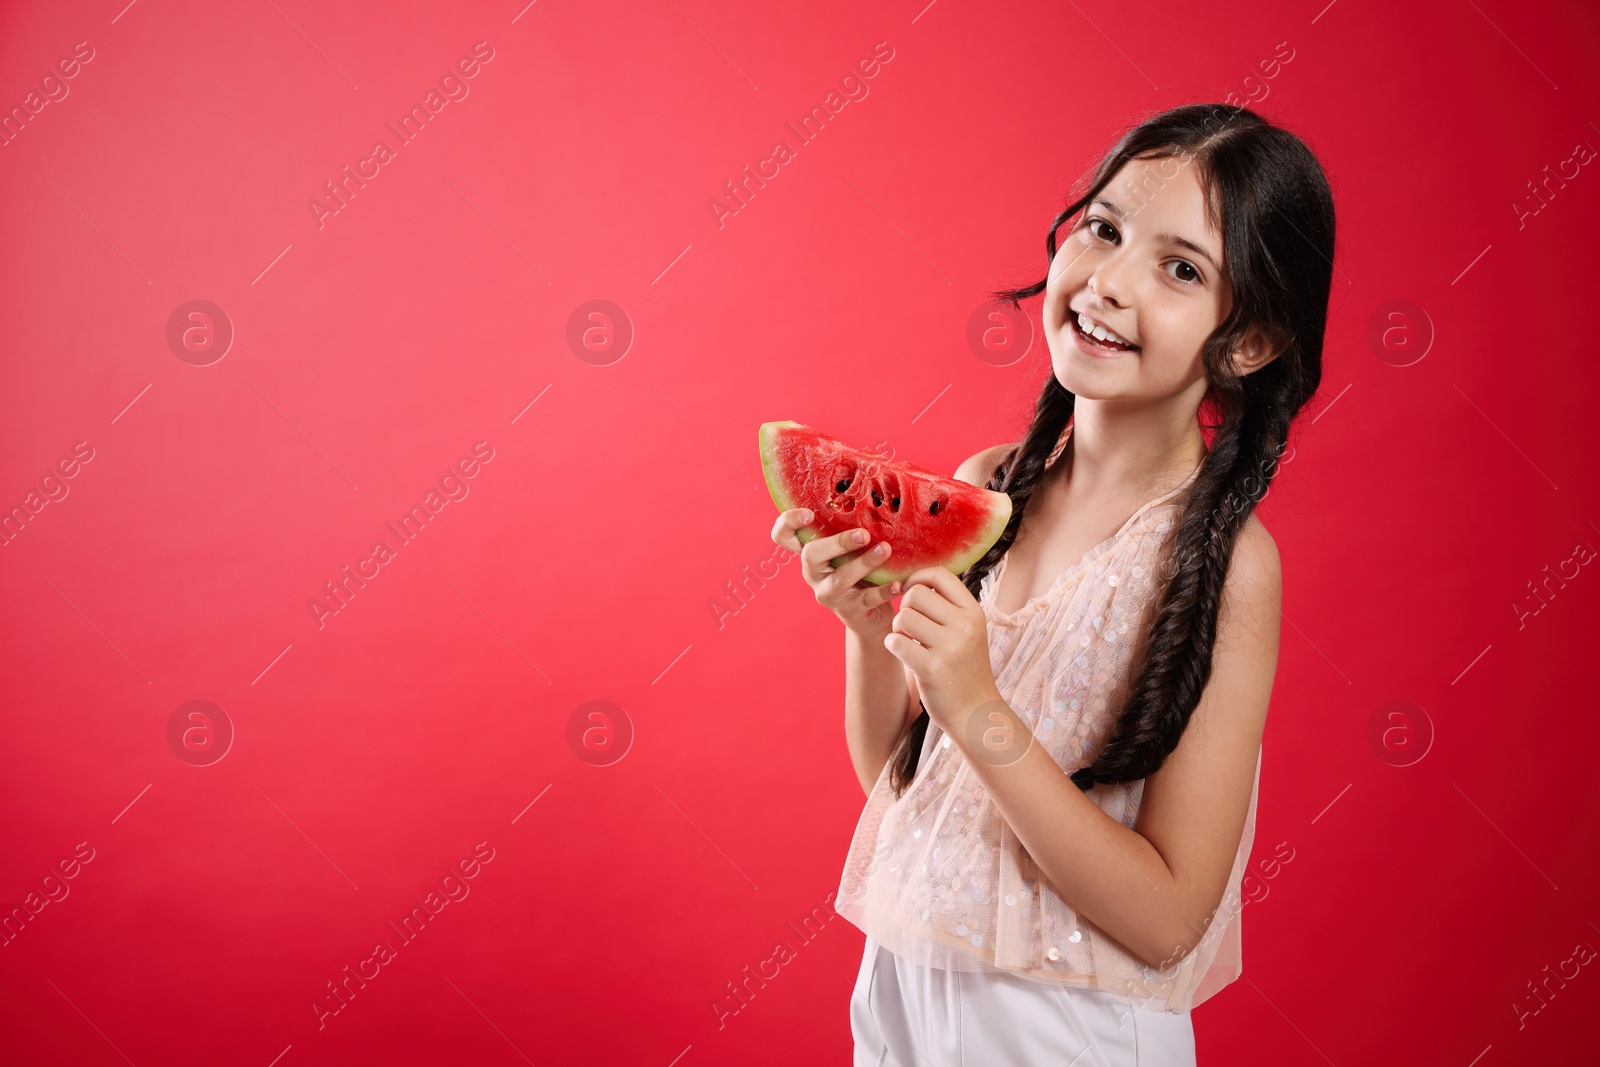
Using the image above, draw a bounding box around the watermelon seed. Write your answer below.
[891,496,900,511]
[930,500,943,515]
[871,490,883,507]
[836,478,851,492]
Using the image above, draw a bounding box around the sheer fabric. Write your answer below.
[835,428,1261,1013]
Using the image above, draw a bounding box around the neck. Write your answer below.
[1057,397,1208,497]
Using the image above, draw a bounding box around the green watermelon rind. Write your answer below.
[758,419,809,515]
[758,420,1013,586]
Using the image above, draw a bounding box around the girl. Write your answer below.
[771,103,1334,1064]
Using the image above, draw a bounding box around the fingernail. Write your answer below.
[854,530,869,544]
[800,510,813,521]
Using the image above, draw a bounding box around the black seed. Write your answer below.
[930,500,943,515]
[836,479,851,493]
[890,496,900,511]
[871,490,883,507]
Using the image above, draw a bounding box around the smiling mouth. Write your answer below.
[1069,312,1141,354]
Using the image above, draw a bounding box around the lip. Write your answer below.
[1068,311,1140,359]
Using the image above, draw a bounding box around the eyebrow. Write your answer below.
[1090,197,1221,274]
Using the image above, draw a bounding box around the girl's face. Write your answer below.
[1042,154,1239,403]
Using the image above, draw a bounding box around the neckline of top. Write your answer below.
[983,427,1202,625]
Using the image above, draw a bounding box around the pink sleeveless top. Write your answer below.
[834,428,1262,1013]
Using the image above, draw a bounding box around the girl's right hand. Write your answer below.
[770,508,902,636]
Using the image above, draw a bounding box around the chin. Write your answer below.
[1050,327,1123,372]
[1052,362,1119,401]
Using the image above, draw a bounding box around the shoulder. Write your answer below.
[1225,513,1282,616]
[953,442,1017,487]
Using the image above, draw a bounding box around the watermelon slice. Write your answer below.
[758,421,1013,585]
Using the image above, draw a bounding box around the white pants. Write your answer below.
[851,936,1197,1066]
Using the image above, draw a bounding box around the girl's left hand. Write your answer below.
[882,568,1003,733]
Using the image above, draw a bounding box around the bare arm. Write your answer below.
[950,515,1282,968]
[843,629,922,796]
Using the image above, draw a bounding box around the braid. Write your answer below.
[963,379,1077,601]
[1073,372,1294,788]
[886,378,1075,797]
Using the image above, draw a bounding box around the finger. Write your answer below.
[901,566,974,607]
[802,527,880,587]
[802,539,860,588]
[883,629,956,690]
[881,629,908,667]
[864,585,903,627]
[890,605,942,649]
[770,508,814,553]
[835,536,897,590]
[819,541,897,602]
[899,583,960,627]
[854,576,905,604]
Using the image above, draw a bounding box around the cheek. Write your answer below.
[1045,254,1071,293]
[1142,318,1212,377]
[1048,236,1090,285]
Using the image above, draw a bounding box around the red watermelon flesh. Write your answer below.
[758,421,1013,585]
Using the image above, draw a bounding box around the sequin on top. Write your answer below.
[834,426,1262,1014]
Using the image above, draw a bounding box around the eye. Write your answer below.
[1166,259,1202,284]
[1085,216,1118,243]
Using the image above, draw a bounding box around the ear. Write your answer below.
[1231,327,1285,376]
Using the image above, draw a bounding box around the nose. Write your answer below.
[1086,248,1134,308]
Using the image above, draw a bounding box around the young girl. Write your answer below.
[770,103,1335,1064]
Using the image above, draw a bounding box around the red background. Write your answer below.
[3,0,1599,1063]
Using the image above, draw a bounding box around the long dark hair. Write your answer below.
[888,102,1335,798]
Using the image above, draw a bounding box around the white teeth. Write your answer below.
[1077,312,1136,348]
